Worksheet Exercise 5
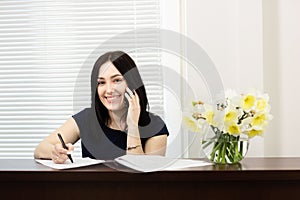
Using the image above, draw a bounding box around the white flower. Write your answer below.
[184,89,272,139]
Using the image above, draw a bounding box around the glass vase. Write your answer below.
[201,129,249,164]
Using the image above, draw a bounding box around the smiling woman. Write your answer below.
[34,51,169,163]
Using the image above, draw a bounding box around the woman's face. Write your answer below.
[97,61,127,111]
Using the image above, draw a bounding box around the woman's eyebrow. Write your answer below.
[111,74,122,78]
[98,74,122,79]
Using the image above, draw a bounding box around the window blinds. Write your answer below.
[0,0,163,158]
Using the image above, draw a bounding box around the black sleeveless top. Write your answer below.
[73,108,169,160]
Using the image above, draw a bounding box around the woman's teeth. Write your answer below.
[106,95,120,102]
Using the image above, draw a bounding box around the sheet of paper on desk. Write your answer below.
[114,155,213,172]
[163,158,213,171]
[35,157,105,169]
[36,155,213,171]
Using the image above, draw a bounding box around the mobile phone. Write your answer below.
[126,87,134,96]
[124,87,133,106]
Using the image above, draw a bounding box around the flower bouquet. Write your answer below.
[184,89,273,164]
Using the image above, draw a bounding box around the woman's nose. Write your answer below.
[106,83,114,93]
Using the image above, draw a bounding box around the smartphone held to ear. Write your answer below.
[126,87,134,96]
[124,87,134,106]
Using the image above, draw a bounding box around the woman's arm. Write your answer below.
[125,90,168,156]
[126,133,167,156]
[125,89,145,155]
[34,117,80,163]
[144,134,167,155]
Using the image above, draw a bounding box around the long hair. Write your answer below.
[90,51,150,126]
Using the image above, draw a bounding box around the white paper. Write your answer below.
[36,155,213,171]
[35,157,105,169]
[115,155,213,172]
[163,159,213,171]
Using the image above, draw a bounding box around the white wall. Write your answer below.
[183,0,264,157]
[178,0,300,158]
[263,0,300,157]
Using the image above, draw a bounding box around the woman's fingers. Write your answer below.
[51,143,71,164]
[133,90,140,105]
[125,89,140,127]
[126,87,134,96]
[66,143,74,153]
[125,89,140,106]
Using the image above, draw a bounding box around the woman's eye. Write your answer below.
[98,81,105,85]
[113,78,123,83]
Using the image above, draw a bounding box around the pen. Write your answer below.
[57,133,73,163]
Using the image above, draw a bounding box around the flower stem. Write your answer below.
[221,141,226,164]
[203,131,247,164]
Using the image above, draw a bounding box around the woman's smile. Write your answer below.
[105,94,122,104]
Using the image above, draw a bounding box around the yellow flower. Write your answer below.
[183,116,201,133]
[256,99,267,111]
[243,94,256,110]
[252,113,266,126]
[226,123,240,135]
[205,110,215,125]
[247,129,263,138]
[225,110,238,123]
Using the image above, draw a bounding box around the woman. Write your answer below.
[34,51,169,163]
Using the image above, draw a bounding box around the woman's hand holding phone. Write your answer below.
[124,87,140,127]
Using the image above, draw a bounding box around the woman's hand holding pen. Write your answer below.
[51,143,74,164]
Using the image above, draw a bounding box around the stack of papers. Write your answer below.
[35,155,213,172]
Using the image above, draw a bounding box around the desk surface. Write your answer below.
[1,157,300,170]
[1,157,300,199]
[1,157,300,181]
